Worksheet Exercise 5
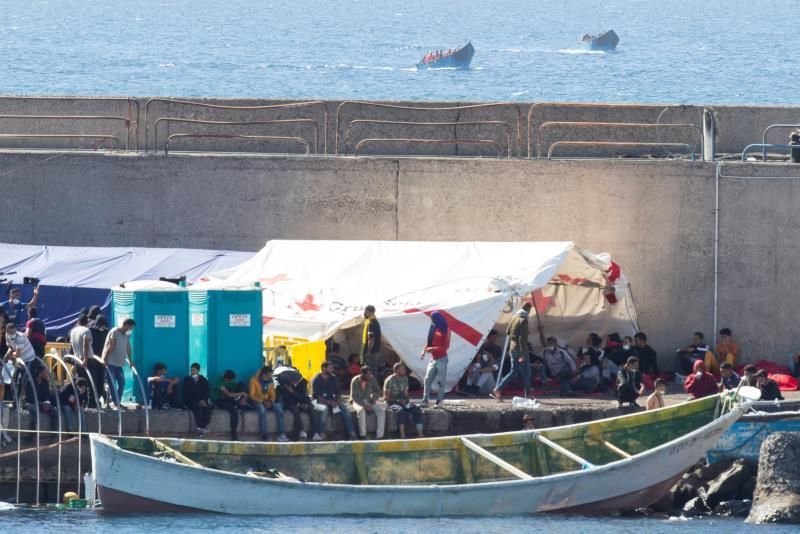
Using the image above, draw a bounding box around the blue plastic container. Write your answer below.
[189,283,263,387]
[111,281,189,403]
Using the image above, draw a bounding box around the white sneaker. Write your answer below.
[277,434,290,442]
[298,431,308,440]
[312,433,323,441]
[196,427,208,435]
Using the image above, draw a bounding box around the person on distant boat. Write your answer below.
[646,378,668,410]
[148,362,179,410]
[718,362,741,391]
[350,365,386,439]
[311,361,357,441]
[383,362,423,439]
[616,356,644,408]
[360,305,382,374]
[420,311,451,407]
[755,369,784,401]
[275,368,317,441]
[683,360,717,399]
[249,365,289,442]
[183,362,213,436]
[213,369,249,441]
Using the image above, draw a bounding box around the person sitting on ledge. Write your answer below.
[350,365,386,440]
[249,365,288,442]
[276,368,317,441]
[755,369,784,401]
[384,362,423,439]
[213,369,249,441]
[718,361,741,391]
[311,361,356,441]
[683,360,717,399]
[616,356,644,408]
[675,332,710,379]
[59,377,88,432]
[715,328,740,367]
[183,362,213,436]
[147,362,179,410]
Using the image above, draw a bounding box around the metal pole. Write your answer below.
[47,354,83,499]
[128,362,150,436]
[713,163,721,349]
[15,359,41,505]
[703,108,716,162]
[64,355,103,434]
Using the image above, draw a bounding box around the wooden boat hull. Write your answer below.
[583,30,619,51]
[417,42,474,70]
[91,396,745,516]
[707,400,800,464]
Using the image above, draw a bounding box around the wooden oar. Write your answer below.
[150,438,201,467]
[535,434,595,469]
[0,437,79,459]
[460,437,533,480]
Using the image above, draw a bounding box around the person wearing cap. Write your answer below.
[616,356,645,408]
[755,370,784,401]
[248,365,289,442]
[183,363,213,435]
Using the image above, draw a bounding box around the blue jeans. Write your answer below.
[316,401,354,435]
[251,401,286,435]
[61,406,86,432]
[106,365,125,404]
[496,349,531,396]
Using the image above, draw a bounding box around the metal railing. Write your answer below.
[527,103,700,158]
[0,114,130,150]
[164,134,310,156]
[335,101,523,157]
[153,118,320,155]
[343,119,513,158]
[143,98,327,153]
[535,121,702,159]
[761,124,800,160]
[741,143,800,162]
[547,141,696,160]
[354,138,506,158]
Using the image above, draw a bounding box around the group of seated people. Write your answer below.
[145,360,425,442]
[422,48,453,64]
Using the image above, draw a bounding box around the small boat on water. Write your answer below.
[707,399,800,464]
[581,30,619,51]
[417,41,474,70]
[91,394,747,516]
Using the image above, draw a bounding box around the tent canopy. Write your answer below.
[0,242,254,336]
[217,240,639,390]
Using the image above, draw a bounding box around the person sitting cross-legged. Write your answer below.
[383,362,423,439]
[248,365,289,442]
[311,362,356,441]
[350,365,386,440]
[183,362,213,435]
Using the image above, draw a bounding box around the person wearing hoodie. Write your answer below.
[420,311,451,407]
[492,303,532,402]
[683,360,718,399]
[248,365,288,442]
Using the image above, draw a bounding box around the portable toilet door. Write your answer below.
[111,280,189,404]
[189,282,263,387]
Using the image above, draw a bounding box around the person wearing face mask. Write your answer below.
[5,321,37,394]
[464,349,498,396]
[101,318,135,408]
[248,365,289,442]
[646,378,669,410]
[2,285,39,329]
[183,362,213,435]
[147,362,179,409]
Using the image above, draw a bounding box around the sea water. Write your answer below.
[1,507,799,533]
[0,0,797,104]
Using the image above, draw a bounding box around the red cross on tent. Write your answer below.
[404,308,484,347]
[295,294,321,312]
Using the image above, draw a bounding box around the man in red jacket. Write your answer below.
[420,311,451,407]
[684,360,718,399]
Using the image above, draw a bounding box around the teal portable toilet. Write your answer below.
[111,280,189,404]
[189,281,263,387]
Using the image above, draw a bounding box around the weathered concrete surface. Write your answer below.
[748,432,800,524]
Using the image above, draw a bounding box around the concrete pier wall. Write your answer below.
[1,149,798,363]
[2,96,800,156]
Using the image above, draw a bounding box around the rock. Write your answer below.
[650,490,676,514]
[715,499,752,518]
[738,475,757,501]
[748,432,800,524]
[693,458,735,482]
[682,496,709,517]
[704,459,754,509]
[673,475,705,508]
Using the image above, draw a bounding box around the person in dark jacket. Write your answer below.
[25,363,56,430]
[212,369,249,441]
[183,362,213,435]
[360,305,382,373]
[276,368,318,441]
[633,332,660,375]
[755,370,784,401]
[86,314,109,407]
[25,307,46,357]
[59,377,88,432]
[616,356,644,407]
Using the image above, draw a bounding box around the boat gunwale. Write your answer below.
[92,396,748,492]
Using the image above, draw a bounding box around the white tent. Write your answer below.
[216,240,639,390]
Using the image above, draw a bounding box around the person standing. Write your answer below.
[311,362,356,441]
[87,315,110,407]
[360,305,382,374]
[183,362,213,435]
[420,311,451,407]
[492,303,532,402]
[350,365,386,439]
[69,314,93,366]
[2,285,39,329]
[25,307,46,358]
[383,362,423,439]
[101,318,135,408]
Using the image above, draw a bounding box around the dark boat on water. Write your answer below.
[417,41,474,70]
[581,30,619,51]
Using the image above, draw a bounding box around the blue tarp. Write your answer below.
[0,243,254,338]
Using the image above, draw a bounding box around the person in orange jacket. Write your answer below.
[248,366,289,442]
